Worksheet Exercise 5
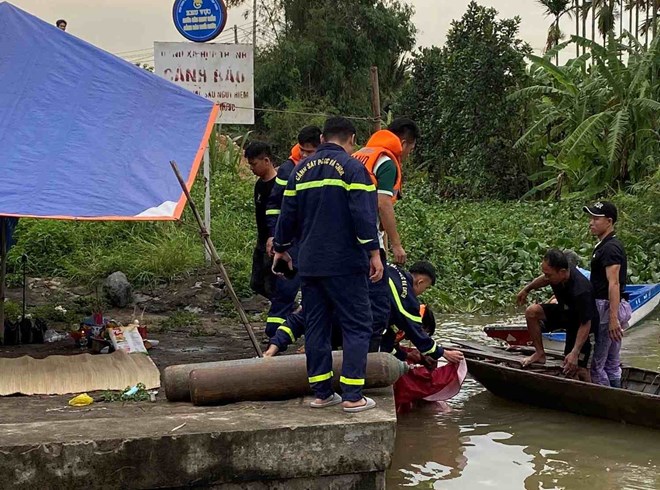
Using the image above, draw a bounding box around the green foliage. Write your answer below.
[2,301,21,323]
[101,383,150,402]
[397,2,532,199]
[159,311,201,332]
[397,175,659,313]
[7,136,255,296]
[253,0,416,153]
[4,148,658,315]
[514,33,660,198]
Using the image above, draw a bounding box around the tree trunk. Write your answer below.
[576,0,581,56]
[629,0,633,35]
[556,17,561,64]
[645,0,650,46]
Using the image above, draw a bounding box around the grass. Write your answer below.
[6,140,659,315]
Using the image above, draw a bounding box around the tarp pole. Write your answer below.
[170,161,263,358]
[203,147,211,264]
[0,218,6,343]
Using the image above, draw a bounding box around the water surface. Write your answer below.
[388,313,660,489]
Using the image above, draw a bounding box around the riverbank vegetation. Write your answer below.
[6,1,659,314]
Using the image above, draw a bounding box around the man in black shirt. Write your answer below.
[517,249,599,380]
[584,201,631,387]
[245,142,277,299]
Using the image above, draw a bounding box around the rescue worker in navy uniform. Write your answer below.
[273,116,383,412]
[245,142,278,299]
[263,261,464,369]
[381,262,464,367]
[262,126,322,338]
[353,118,420,352]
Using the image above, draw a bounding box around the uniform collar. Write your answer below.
[317,142,347,153]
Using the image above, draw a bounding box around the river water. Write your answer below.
[388,312,660,490]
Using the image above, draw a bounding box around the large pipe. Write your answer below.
[180,352,408,406]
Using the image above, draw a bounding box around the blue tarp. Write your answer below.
[0,2,217,220]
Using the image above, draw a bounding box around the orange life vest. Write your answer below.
[352,130,403,203]
[290,144,302,165]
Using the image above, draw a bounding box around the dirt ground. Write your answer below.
[0,272,302,372]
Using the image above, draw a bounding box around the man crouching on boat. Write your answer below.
[516,249,600,381]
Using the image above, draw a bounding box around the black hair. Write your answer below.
[421,306,436,337]
[388,118,420,141]
[244,141,273,160]
[543,248,569,270]
[409,261,437,286]
[322,117,356,142]
[298,126,322,147]
[563,249,580,269]
[56,19,67,26]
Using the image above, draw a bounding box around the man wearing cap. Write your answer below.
[584,201,631,387]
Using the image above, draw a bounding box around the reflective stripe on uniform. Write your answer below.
[309,371,333,383]
[295,179,376,193]
[278,325,295,342]
[267,317,286,325]
[422,343,437,356]
[275,177,288,186]
[284,189,297,197]
[340,376,365,386]
[388,278,422,323]
[265,209,281,216]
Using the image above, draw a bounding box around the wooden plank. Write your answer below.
[450,339,565,361]
[454,346,564,370]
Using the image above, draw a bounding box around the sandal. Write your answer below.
[310,393,342,408]
[343,396,376,413]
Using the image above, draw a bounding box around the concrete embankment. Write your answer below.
[0,388,396,489]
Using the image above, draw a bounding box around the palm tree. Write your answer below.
[597,1,618,43]
[538,0,573,63]
[511,34,660,196]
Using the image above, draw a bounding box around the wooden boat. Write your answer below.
[485,282,660,350]
[453,340,660,430]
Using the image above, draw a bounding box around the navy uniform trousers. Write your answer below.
[302,273,373,402]
[265,245,301,338]
[368,250,391,352]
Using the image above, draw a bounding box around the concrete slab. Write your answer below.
[0,388,396,489]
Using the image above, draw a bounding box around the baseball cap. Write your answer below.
[583,201,617,223]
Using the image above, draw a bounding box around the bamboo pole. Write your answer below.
[170,161,263,358]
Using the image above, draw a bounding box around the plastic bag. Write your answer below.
[44,329,67,343]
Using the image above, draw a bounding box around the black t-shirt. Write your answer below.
[254,177,276,249]
[550,267,599,329]
[590,233,627,300]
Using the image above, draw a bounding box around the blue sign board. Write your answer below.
[172,0,228,43]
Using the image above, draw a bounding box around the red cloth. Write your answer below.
[394,356,467,412]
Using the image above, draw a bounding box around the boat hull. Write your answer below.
[466,358,660,430]
[485,283,660,348]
